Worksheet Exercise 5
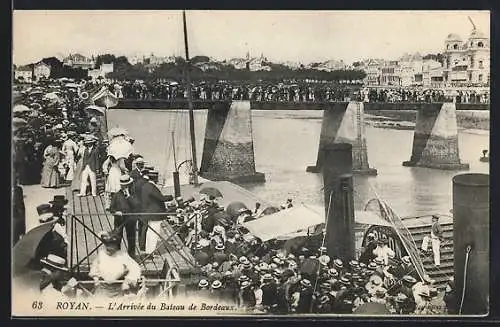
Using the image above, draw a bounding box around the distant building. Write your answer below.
[442,26,489,86]
[14,65,33,82]
[33,61,51,80]
[63,53,95,70]
[379,60,401,86]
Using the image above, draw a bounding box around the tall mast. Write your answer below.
[182,10,199,185]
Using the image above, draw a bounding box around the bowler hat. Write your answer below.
[37,204,55,223]
[49,195,68,206]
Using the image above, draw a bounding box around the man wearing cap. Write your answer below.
[89,231,142,298]
[110,174,141,257]
[373,236,395,266]
[294,278,313,313]
[129,156,145,181]
[421,215,443,266]
[238,280,256,310]
[77,135,99,197]
[213,243,229,266]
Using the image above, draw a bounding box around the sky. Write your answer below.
[12,10,490,66]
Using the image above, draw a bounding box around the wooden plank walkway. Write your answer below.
[66,187,199,278]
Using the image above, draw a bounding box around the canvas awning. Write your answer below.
[242,204,325,242]
[307,204,393,228]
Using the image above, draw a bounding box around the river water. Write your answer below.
[108,109,489,217]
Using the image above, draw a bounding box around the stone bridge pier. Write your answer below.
[307,101,377,175]
[199,100,265,183]
[403,102,469,170]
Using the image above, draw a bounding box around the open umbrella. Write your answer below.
[226,201,249,220]
[353,302,391,315]
[13,104,33,113]
[199,187,223,199]
[85,104,106,116]
[13,221,56,276]
[107,136,134,159]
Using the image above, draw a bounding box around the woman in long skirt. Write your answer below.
[71,138,86,192]
[102,155,121,210]
[40,140,61,188]
[61,132,78,182]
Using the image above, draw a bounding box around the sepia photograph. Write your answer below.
[11,10,490,317]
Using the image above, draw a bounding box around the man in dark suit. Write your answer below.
[110,174,141,257]
[140,172,173,254]
[78,135,100,197]
[129,156,145,181]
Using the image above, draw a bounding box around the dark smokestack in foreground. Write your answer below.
[322,143,355,261]
[452,173,489,315]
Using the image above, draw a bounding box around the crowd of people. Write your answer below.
[86,78,489,104]
[13,77,461,315]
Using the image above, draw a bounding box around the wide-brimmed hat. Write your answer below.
[211,280,222,289]
[402,275,417,284]
[120,174,133,186]
[395,293,408,303]
[40,254,69,272]
[240,280,251,289]
[37,204,55,223]
[262,273,273,281]
[49,195,68,206]
[333,259,343,269]
[300,279,312,287]
[401,256,411,265]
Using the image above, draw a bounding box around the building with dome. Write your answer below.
[442,26,490,86]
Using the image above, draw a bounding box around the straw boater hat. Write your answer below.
[120,174,134,186]
[240,280,251,289]
[215,243,225,251]
[300,279,312,288]
[374,257,384,265]
[211,280,222,289]
[333,259,343,269]
[262,273,273,281]
[395,293,408,303]
[402,275,417,285]
[319,255,331,266]
[37,204,55,223]
[401,256,411,265]
[198,279,209,288]
[40,254,69,272]
[328,268,338,277]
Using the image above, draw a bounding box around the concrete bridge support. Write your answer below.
[403,102,469,170]
[199,100,265,183]
[307,101,377,175]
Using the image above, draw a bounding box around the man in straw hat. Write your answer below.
[89,230,142,298]
[39,254,71,297]
[77,134,99,197]
[110,174,141,257]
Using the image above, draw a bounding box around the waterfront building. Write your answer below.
[442,27,490,86]
[63,53,96,70]
[14,65,33,82]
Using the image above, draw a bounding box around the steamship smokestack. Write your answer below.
[322,143,355,261]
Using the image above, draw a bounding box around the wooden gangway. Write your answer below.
[65,187,199,280]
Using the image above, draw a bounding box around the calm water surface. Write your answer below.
[108,109,489,217]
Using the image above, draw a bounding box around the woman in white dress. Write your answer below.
[102,155,122,210]
[61,133,78,182]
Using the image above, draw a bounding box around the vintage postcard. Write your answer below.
[12,10,490,317]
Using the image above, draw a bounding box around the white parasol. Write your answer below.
[107,137,134,159]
